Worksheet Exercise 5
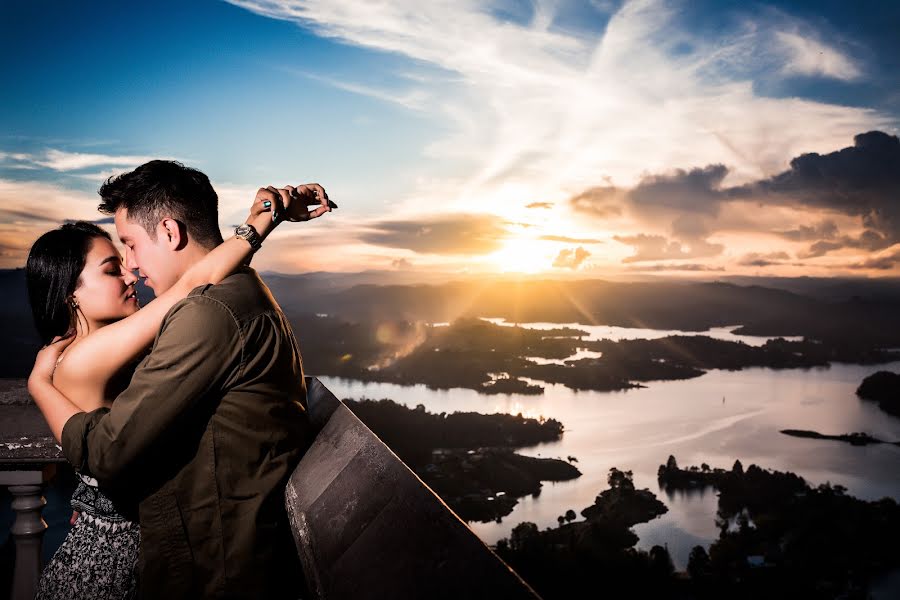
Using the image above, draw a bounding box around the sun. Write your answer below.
[486,237,554,273]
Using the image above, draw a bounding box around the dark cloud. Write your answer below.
[526,202,553,209]
[613,233,723,263]
[629,164,729,215]
[391,257,413,270]
[845,247,900,270]
[738,251,791,267]
[552,247,590,269]
[569,131,900,270]
[774,220,839,242]
[360,214,508,255]
[736,131,900,243]
[798,229,892,258]
[539,234,603,244]
[0,207,65,225]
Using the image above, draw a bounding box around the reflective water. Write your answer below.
[478,317,805,346]
[321,358,900,570]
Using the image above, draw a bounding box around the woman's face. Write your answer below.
[71,236,140,327]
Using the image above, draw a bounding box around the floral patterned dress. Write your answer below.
[34,473,140,599]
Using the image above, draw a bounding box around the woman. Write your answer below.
[25,185,329,599]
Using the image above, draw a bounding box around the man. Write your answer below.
[55,160,325,598]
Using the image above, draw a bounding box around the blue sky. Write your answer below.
[2,1,899,276]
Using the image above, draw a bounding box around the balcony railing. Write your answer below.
[0,377,540,600]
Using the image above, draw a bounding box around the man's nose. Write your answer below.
[121,266,138,286]
[124,247,138,270]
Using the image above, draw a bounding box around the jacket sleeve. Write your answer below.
[61,295,242,484]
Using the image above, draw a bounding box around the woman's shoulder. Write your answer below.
[53,352,113,412]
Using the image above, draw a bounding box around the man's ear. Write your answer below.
[158,218,186,250]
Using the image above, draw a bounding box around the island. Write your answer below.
[857,371,900,417]
[494,468,673,599]
[289,316,900,396]
[343,398,580,522]
[780,429,900,447]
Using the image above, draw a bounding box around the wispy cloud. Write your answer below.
[774,30,861,81]
[0,178,106,268]
[228,0,886,207]
[32,149,157,171]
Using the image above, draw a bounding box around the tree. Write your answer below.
[509,522,539,553]
[649,545,675,577]
[564,509,576,523]
[732,459,744,475]
[557,515,565,526]
[608,467,635,491]
[666,455,679,471]
[687,545,711,580]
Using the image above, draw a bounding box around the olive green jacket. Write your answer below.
[62,267,313,599]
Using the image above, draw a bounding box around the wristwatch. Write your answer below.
[234,223,263,251]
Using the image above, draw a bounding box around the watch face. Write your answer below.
[235,225,250,236]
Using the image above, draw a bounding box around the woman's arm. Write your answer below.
[28,337,83,442]
[49,185,331,391]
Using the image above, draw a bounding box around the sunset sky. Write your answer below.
[2,0,899,277]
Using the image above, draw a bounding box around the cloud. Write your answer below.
[0,178,107,268]
[774,219,839,241]
[552,246,590,269]
[281,67,428,110]
[539,234,603,244]
[391,257,413,269]
[738,131,900,244]
[845,246,900,270]
[570,131,899,270]
[28,149,157,171]
[738,251,791,267]
[526,201,553,209]
[226,0,888,217]
[797,229,892,258]
[774,31,861,81]
[613,233,723,263]
[569,187,624,218]
[359,213,509,254]
[627,263,725,272]
[629,164,730,215]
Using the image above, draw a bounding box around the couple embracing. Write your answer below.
[25,159,332,599]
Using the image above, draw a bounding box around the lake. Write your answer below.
[320,321,900,570]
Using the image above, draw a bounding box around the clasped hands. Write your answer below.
[247,184,332,233]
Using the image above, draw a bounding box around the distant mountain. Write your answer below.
[3,269,900,378]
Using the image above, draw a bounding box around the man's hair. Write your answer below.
[98,160,224,249]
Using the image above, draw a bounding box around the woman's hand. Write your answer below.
[29,335,75,388]
[246,184,332,236]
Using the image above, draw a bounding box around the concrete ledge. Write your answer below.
[0,380,64,466]
[286,380,541,600]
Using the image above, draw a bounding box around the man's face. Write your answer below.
[114,207,180,294]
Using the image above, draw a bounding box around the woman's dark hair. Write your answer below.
[98,159,224,249]
[25,221,111,345]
